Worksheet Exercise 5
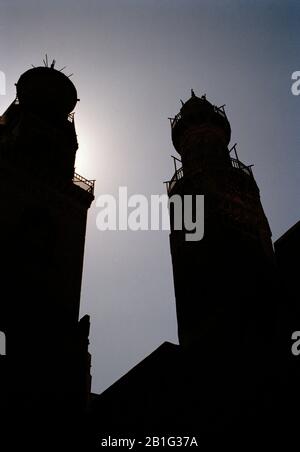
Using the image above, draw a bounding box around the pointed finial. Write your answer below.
[180,99,185,106]
[50,59,56,69]
[191,89,196,97]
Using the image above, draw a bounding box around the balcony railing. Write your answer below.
[213,104,227,119]
[169,112,182,129]
[230,157,253,177]
[68,112,75,123]
[164,166,184,194]
[165,157,253,194]
[73,172,95,194]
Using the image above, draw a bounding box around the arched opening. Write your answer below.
[0,331,6,355]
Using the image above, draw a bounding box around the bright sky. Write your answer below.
[1,0,299,393]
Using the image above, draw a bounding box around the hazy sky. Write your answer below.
[1,0,299,393]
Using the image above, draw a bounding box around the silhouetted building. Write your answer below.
[0,68,299,448]
[0,63,94,447]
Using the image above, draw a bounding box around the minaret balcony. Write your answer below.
[165,157,253,195]
[73,172,95,194]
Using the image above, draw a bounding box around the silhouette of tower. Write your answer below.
[167,91,275,364]
[0,63,94,441]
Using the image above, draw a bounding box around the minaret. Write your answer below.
[167,91,275,360]
[0,63,94,437]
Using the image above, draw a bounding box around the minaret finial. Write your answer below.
[191,89,196,97]
[180,99,185,106]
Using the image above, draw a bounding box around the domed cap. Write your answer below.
[171,90,231,153]
[16,66,78,115]
[180,90,214,115]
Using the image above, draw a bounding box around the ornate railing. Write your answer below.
[165,166,184,194]
[68,112,75,122]
[73,172,95,194]
[165,157,253,194]
[230,157,253,176]
[169,112,182,129]
[213,104,227,119]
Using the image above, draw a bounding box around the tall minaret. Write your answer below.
[167,91,275,362]
[0,63,94,437]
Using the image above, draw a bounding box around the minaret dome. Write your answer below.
[16,66,78,116]
[171,90,231,156]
